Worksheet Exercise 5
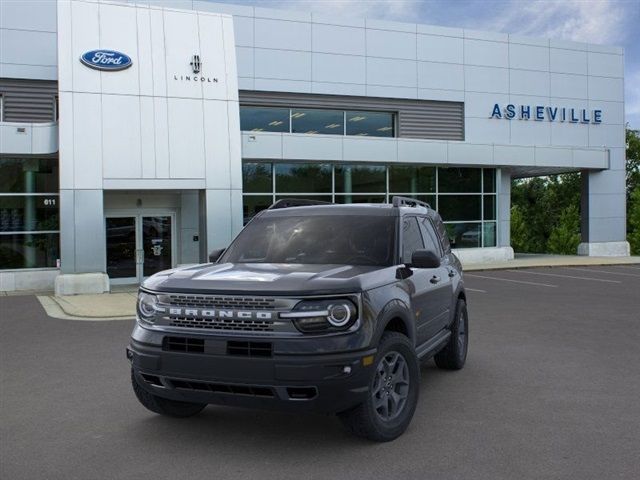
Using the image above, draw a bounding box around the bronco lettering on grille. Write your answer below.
[167,307,273,320]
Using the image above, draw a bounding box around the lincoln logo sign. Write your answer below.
[80,50,132,71]
[490,103,602,124]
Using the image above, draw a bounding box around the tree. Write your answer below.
[510,173,581,253]
[626,128,640,198]
[547,204,581,254]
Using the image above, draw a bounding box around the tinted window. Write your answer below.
[484,195,496,220]
[0,158,59,193]
[389,165,435,193]
[335,165,386,193]
[419,217,442,257]
[334,195,386,204]
[483,169,496,193]
[242,163,272,193]
[402,217,424,264]
[0,196,59,232]
[438,195,481,222]
[240,107,289,132]
[0,233,59,269]
[433,215,451,252]
[346,111,394,137]
[275,163,331,193]
[291,109,343,135]
[242,195,272,225]
[438,168,481,193]
[446,223,481,248]
[221,215,396,266]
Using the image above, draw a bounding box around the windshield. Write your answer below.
[220,215,397,266]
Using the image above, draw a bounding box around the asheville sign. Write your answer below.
[80,50,132,71]
[490,104,602,124]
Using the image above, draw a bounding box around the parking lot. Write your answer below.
[1,265,639,480]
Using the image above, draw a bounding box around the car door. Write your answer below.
[419,216,453,335]
[400,216,444,346]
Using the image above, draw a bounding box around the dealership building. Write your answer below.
[0,0,629,293]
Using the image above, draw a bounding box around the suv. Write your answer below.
[127,197,468,441]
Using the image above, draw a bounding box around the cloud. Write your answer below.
[255,0,421,22]
[478,0,631,45]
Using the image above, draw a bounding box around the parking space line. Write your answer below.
[465,288,487,293]
[565,267,640,278]
[618,265,640,270]
[506,269,621,283]
[465,274,557,288]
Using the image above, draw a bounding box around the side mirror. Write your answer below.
[410,249,441,269]
[208,248,225,263]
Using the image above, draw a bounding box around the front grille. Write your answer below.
[167,294,276,310]
[163,336,205,353]
[227,341,272,357]
[168,379,275,398]
[168,316,274,332]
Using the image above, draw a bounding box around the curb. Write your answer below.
[37,295,135,321]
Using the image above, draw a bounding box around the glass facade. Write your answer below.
[0,157,59,269]
[240,106,395,137]
[243,162,497,248]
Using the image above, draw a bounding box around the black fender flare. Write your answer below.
[371,299,416,347]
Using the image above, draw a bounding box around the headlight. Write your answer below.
[137,291,158,324]
[281,299,358,333]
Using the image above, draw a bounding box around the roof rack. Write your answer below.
[268,198,333,210]
[391,196,431,209]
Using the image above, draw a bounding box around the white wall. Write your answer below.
[57,0,242,273]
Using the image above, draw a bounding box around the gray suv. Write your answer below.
[127,197,468,441]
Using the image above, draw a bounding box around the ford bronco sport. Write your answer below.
[128,197,468,441]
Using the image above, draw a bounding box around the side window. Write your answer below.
[419,217,443,257]
[402,217,424,264]
[433,215,451,252]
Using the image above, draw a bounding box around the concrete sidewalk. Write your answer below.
[33,254,640,320]
[463,253,640,271]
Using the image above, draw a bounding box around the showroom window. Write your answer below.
[242,163,497,248]
[0,157,60,269]
[239,106,395,137]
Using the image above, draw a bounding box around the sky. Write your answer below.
[213,0,640,129]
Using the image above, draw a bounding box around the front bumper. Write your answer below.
[128,336,376,414]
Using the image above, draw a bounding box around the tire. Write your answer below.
[131,369,206,418]
[434,298,468,370]
[338,332,420,442]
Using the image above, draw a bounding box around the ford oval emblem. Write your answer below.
[80,50,132,71]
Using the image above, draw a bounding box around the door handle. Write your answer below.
[430,275,441,284]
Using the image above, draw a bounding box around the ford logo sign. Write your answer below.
[80,50,132,71]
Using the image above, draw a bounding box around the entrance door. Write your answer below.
[105,214,175,284]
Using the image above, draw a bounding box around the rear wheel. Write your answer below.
[338,332,419,442]
[131,369,206,418]
[434,298,468,370]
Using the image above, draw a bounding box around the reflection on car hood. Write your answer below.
[142,262,397,295]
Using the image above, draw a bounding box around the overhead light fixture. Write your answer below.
[268,120,283,126]
[306,130,318,134]
[251,128,264,132]
[349,116,366,122]
[324,123,341,129]
[291,112,306,118]
[356,132,369,136]
[377,127,392,131]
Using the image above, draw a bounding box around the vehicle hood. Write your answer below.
[142,262,397,295]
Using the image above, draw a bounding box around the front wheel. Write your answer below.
[338,332,419,442]
[131,370,206,418]
[434,298,468,370]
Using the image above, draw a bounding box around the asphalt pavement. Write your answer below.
[1,265,639,480]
